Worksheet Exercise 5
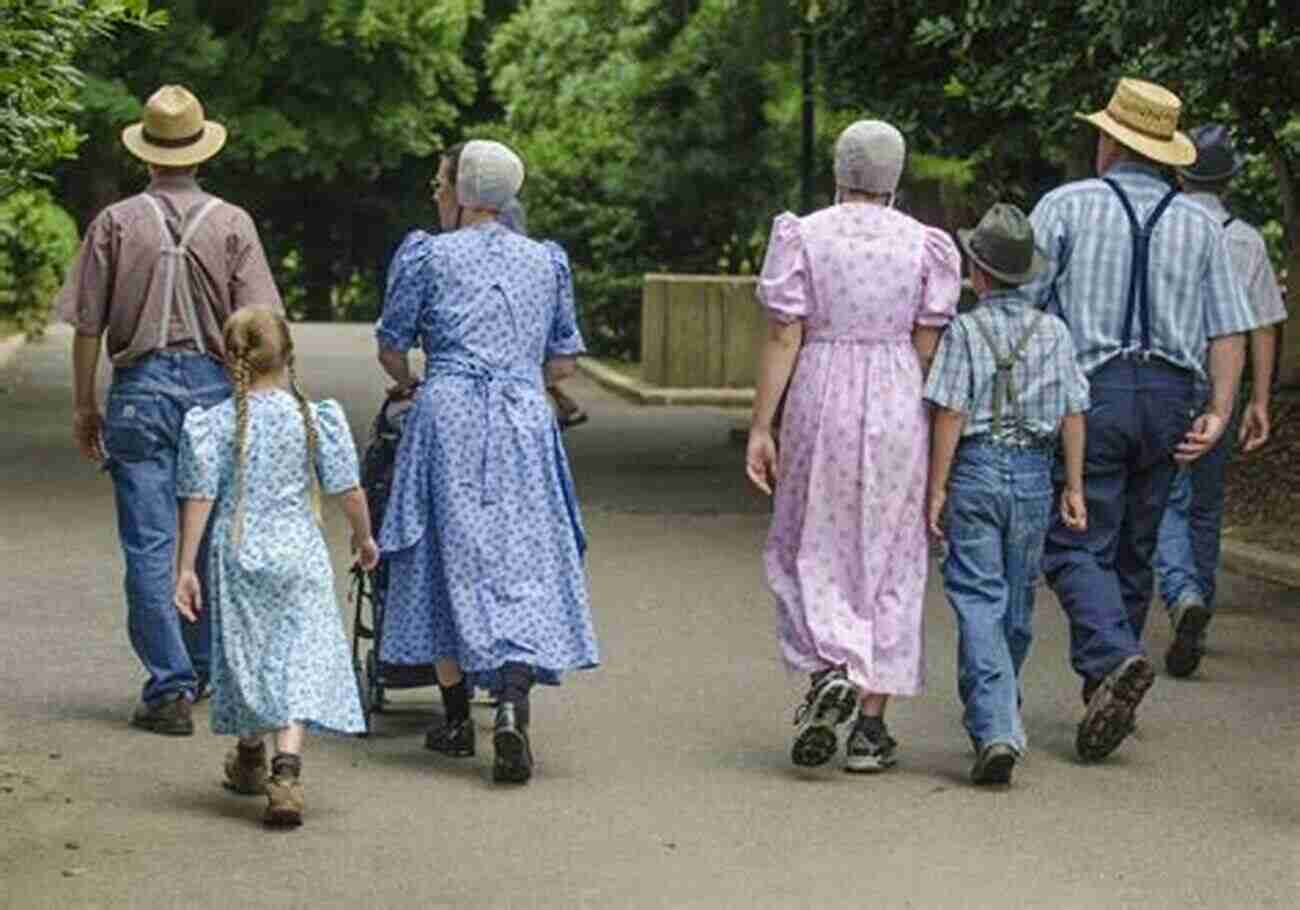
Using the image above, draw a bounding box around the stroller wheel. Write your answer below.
[366,649,386,714]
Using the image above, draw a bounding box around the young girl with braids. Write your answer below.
[172,306,377,828]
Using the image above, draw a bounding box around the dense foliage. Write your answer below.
[6,0,1295,362]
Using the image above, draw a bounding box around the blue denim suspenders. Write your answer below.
[1102,178,1180,357]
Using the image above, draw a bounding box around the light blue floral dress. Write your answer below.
[375,223,599,690]
[177,392,366,736]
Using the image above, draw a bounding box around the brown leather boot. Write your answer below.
[223,740,268,795]
[264,755,304,828]
[130,695,193,736]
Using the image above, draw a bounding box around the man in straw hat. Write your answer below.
[1153,124,1288,680]
[60,85,282,735]
[924,203,1090,785]
[1018,78,1254,762]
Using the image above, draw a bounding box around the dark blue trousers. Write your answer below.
[1042,358,1197,683]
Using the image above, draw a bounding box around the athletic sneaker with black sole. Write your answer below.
[1076,655,1155,762]
[844,716,898,773]
[791,668,859,768]
[492,703,533,784]
[971,742,1016,785]
[1165,599,1212,678]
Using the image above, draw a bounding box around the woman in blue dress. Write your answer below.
[375,140,598,784]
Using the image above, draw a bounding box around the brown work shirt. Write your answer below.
[59,175,282,367]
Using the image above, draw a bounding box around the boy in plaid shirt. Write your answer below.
[924,204,1090,785]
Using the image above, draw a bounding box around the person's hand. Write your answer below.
[386,381,417,401]
[174,569,202,623]
[1174,413,1226,465]
[73,407,105,463]
[1237,400,1270,453]
[745,427,778,495]
[353,533,380,571]
[926,487,947,541]
[1060,487,1088,532]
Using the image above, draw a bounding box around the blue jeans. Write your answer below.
[941,441,1054,753]
[1154,400,1240,615]
[1042,359,1196,683]
[103,352,231,705]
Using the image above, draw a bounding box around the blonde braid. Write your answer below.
[230,351,252,551]
[287,357,323,526]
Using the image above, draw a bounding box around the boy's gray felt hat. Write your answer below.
[958,204,1049,286]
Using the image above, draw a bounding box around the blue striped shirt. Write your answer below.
[925,291,1090,444]
[1021,163,1255,382]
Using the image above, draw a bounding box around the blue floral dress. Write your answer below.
[375,223,598,690]
[178,393,366,736]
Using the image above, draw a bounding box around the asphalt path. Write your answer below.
[2,324,1298,909]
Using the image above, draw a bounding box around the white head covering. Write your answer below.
[498,197,528,234]
[456,140,525,211]
[834,120,906,195]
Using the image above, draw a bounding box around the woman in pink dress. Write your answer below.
[746,121,961,773]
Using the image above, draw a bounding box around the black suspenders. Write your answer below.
[1102,178,1180,356]
[1222,215,1236,229]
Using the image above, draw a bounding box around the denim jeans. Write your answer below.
[1042,359,1196,683]
[1154,400,1240,616]
[941,441,1054,754]
[103,352,231,704]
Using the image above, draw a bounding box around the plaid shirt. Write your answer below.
[1020,163,1255,382]
[1184,192,1287,330]
[925,291,1090,444]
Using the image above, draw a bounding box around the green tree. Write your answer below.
[0,0,162,195]
[58,0,483,320]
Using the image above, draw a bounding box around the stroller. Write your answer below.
[350,390,438,733]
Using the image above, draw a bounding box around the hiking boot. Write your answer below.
[493,702,533,784]
[791,667,859,768]
[971,742,1016,786]
[264,774,304,828]
[425,718,475,757]
[844,715,898,773]
[223,741,268,795]
[1165,596,1212,679]
[1076,655,1155,762]
[130,695,193,736]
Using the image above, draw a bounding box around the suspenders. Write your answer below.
[140,194,223,354]
[1102,178,1180,356]
[968,306,1047,439]
[1222,215,1236,229]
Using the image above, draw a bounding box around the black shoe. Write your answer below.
[130,695,193,736]
[1076,656,1155,762]
[844,716,898,773]
[971,742,1016,785]
[1165,599,1212,679]
[493,703,533,784]
[425,718,475,757]
[791,667,859,768]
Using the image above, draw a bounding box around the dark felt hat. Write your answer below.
[1178,123,1246,183]
[957,204,1048,286]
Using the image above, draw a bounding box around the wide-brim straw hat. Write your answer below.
[121,85,227,167]
[958,203,1049,286]
[1075,77,1196,168]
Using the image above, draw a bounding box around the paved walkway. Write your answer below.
[2,325,1299,909]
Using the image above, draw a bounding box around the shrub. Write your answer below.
[0,191,80,337]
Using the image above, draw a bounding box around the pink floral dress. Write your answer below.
[759,204,960,696]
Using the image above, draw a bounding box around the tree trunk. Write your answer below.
[300,217,335,323]
[1267,143,1300,387]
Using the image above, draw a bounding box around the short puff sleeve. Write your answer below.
[915,227,961,328]
[757,213,811,323]
[376,231,435,353]
[544,241,586,358]
[177,406,221,499]
[312,400,361,495]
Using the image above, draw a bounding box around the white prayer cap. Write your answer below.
[834,120,906,194]
[457,140,525,211]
